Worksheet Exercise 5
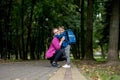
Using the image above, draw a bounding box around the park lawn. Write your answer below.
[73,60,120,80]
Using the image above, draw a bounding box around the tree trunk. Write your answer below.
[100,44,105,59]
[72,0,80,59]
[30,39,36,59]
[107,0,119,61]
[21,0,26,60]
[41,26,45,59]
[85,0,94,60]
[0,22,2,59]
[15,19,19,60]
[29,0,36,60]
[26,0,35,59]
[81,0,85,59]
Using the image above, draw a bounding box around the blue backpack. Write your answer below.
[66,29,76,44]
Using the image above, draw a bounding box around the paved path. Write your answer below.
[0,61,87,80]
[49,63,87,80]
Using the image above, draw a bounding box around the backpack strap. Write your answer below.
[65,30,69,42]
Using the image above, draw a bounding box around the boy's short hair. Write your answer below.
[58,26,64,30]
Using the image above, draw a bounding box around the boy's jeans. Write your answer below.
[64,45,71,65]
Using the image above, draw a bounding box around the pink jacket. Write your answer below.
[45,37,61,58]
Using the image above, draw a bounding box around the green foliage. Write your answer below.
[33,0,79,28]
[93,0,111,56]
[0,0,119,60]
[0,0,81,60]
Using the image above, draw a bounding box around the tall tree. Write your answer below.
[26,0,36,60]
[81,0,85,59]
[85,0,94,60]
[107,0,119,61]
[20,0,26,60]
[73,0,81,59]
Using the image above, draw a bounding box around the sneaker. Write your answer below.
[51,62,61,68]
[62,64,71,68]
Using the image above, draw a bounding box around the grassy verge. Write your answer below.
[73,60,120,80]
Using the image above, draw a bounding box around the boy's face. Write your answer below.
[59,28,64,33]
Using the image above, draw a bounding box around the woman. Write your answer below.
[45,28,65,67]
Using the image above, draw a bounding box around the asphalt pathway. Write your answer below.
[0,61,58,80]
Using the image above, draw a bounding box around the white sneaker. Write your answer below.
[62,64,71,68]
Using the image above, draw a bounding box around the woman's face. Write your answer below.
[53,29,60,35]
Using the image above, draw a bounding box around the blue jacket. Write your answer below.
[55,31,69,48]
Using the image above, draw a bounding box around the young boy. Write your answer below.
[57,26,71,68]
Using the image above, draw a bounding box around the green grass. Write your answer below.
[96,67,120,80]
[73,60,120,80]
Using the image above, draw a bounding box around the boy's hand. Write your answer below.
[59,37,65,46]
[61,36,65,41]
